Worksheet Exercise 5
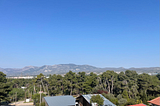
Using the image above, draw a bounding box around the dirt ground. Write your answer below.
[8,101,34,106]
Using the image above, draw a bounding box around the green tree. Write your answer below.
[48,74,63,95]
[35,73,48,94]
[0,72,11,104]
[124,98,136,106]
[137,73,150,92]
[125,70,138,99]
[83,72,97,94]
[9,88,25,101]
[118,98,127,106]
[102,93,118,105]
[122,90,129,101]
[32,93,46,106]
[64,71,78,95]
[77,72,86,94]
[137,73,160,102]
[156,73,160,80]
[101,71,117,94]
[140,90,148,104]
[117,94,122,100]
[90,95,104,106]
[115,72,128,94]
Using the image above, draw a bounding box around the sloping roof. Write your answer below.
[128,104,147,106]
[148,97,160,106]
[44,95,76,106]
[82,94,116,106]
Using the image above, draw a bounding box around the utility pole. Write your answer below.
[15,92,17,105]
[31,91,32,99]
[46,84,49,96]
[13,97,14,105]
[14,95,15,105]
[28,89,29,99]
[34,85,36,94]
[40,85,41,106]
[25,90,26,102]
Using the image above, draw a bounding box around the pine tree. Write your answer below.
[0,72,11,104]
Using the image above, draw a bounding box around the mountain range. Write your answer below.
[0,64,160,76]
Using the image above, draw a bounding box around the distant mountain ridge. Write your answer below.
[0,64,160,76]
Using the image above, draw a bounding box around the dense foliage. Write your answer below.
[0,72,12,104]
[0,70,160,106]
[90,95,104,106]
[32,93,45,106]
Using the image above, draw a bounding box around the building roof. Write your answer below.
[128,104,147,106]
[44,95,76,106]
[81,94,116,106]
[148,97,160,106]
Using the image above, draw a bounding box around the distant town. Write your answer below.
[6,71,160,79]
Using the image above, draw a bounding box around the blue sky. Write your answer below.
[0,0,159,68]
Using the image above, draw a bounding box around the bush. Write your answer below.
[32,93,46,105]
[118,98,127,106]
[102,93,118,105]
[117,94,122,100]
[90,95,104,106]
[124,99,136,106]
[36,102,45,106]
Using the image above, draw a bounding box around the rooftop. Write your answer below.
[148,97,160,106]
[128,104,147,106]
[82,94,116,106]
[44,95,76,106]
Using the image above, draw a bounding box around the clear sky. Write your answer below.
[0,0,159,68]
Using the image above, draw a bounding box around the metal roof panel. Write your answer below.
[44,95,75,106]
[82,94,116,106]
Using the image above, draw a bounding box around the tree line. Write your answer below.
[0,70,160,106]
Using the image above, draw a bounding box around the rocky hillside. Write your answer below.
[0,64,159,76]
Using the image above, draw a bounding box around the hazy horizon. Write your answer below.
[1,63,160,69]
